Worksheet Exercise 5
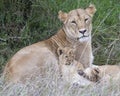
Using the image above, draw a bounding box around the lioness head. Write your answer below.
[58,4,96,42]
[57,47,75,65]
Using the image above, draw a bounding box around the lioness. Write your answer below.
[57,47,99,85]
[3,4,97,83]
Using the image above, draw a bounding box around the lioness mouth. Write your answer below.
[77,35,89,40]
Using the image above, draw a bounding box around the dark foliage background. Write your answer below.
[0,0,120,73]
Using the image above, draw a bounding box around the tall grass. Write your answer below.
[0,0,120,70]
[0,0,120,69]
[0,67,120,96]
[0,0,120,95]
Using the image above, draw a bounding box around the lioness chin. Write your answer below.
[3,4,97,83]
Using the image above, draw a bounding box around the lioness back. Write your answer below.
[99,65,120,77]
[4,41,59,82]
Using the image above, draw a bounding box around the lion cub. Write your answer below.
[57,47,100,86]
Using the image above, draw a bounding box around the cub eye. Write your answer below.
[65,56,68,58]
[85,18,88,22]
[71,21,76,24]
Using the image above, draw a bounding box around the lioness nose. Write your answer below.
[79,29,86,34]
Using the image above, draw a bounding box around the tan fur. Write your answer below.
[3,4,96,83]
[57,47,84,73]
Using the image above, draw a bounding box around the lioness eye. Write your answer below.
[71,21,76,24]
[85,18,88,22]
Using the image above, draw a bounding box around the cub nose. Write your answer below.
[79,29,86,34]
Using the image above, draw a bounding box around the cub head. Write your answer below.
[58,4,96,42]
[57,47,75,65]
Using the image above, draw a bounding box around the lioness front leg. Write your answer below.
[78,67,100,82]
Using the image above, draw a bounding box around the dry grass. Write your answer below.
[0,67,120,96]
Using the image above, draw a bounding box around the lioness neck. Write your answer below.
[51,29,71,47]
[44,29,71,55]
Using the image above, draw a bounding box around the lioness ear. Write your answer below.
[57,47,64,56]
[85,4,96,17]
[58,10,68,22]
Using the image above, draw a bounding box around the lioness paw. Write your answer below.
[89,67,100,82]
[83,67,100,82]
[92,67,100,75]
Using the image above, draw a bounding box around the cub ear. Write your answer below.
[68,49,74,55]
[57,47,64,56]
[68,49,75,58]
[85,4,96,17]
[58,10,68,22]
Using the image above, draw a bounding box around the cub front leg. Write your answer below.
[78,67,100,82]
